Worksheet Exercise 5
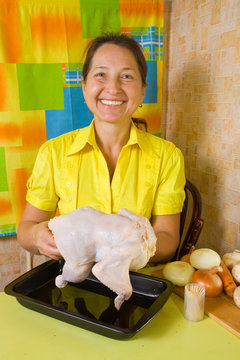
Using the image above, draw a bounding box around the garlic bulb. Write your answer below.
[222,250,240,270]
[232,263,240,284]
[233,286,240,308]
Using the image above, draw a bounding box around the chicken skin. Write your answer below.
[48,207,156,310]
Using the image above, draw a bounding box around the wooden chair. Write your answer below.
[173,179,204,260]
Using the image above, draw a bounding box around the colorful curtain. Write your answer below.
[0,0,164,236]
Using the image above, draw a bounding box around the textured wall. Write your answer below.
[0,234,48,291]
[0,235,25,291]
[163,0,240,255]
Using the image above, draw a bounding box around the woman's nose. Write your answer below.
[106,77,121,94]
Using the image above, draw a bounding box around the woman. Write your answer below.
[17,34,185,263]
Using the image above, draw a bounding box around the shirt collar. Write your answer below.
[67,120,159,158]
[66,121,97,156]
[126,121,160,158]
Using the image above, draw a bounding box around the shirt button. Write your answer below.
[67,197,72,201]
[66,182,71,187]
[68,163,73,168]
[146,165,151,169]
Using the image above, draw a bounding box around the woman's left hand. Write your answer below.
[150,213,181,262]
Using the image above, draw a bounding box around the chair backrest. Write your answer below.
[173,179,204,260]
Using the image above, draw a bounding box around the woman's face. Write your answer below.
[82,43,146,126]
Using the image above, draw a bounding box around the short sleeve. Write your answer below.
[26,141,59,211]
[152,147,185,215]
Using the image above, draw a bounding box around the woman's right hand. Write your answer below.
[32,221,62,260]
[17,202,62,260]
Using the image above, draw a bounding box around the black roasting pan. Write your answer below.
[4,260,173,340]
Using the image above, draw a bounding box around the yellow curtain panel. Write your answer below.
[0,0,164,236]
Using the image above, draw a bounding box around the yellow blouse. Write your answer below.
[26,121,185,219]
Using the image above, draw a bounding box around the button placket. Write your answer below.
[61,155,79,212]
[111,146,134,212]
[98,149,112,213]
[111,161,121,212]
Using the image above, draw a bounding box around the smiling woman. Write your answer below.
[17,33,186,264]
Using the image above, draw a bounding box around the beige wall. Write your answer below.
[163,0,240,255]
[0,235,26,291]
[1,0,240,290]
[0,234,47,291]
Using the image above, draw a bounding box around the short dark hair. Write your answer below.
[82,33,147,86]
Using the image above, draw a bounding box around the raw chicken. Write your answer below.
[48,207,157,310]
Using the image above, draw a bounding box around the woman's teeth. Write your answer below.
[100,100,124,106]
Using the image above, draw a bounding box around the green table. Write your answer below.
[0,291,239,360]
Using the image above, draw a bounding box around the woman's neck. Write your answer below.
[94,119,131,154]
[93,119,131,182]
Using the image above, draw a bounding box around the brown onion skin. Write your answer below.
[191,267,223,297]
[180,254,191,263]
[180,246,195,263]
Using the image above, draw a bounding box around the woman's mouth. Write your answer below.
[100,99,124,106]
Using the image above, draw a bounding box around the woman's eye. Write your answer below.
[122,74,133,79]
[95,73,105,78]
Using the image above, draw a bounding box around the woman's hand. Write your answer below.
[17,202,62,260]
[32,221,62,260]
[150,213,181,263]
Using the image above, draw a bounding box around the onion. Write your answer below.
[232,263,240,284]
[163,261,195,286]
[191,267,223,297]
[190,248,221,269]
[222,250,240,270]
